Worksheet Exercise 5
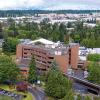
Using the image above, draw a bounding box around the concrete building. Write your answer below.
[16,38,79,78]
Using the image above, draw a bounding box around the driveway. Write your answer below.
[28,86,45,100]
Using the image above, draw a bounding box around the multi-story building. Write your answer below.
[16,38,79,78]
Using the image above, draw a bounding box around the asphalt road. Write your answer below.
[71,70,88,94]
[28,86,45,100]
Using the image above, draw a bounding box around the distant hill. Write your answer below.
[0,10,100,17]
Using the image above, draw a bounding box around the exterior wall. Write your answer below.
[54,55,69,74]
[69,44,79,69]
[78,60,87,69]
[22,45,33,59]
[20,67,29,79]
[16,43,79,76]
[16,44,23,59]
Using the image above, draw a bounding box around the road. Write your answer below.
[28,86,45,100]
[66,70,100,95]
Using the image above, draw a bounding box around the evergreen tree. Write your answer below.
[45,61,72,99]
[0,55,20,83]
[28,55,37,84]
[0,23,3,39]
[2,37,19,54]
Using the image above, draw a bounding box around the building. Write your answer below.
[16,38,79,78]
[78,47,100,69]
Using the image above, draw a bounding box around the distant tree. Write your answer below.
[67,22,72,28]
[95,37,100,47]
[17,30,27,39]
[88,32,96,48]
[81,38,89,47]
[59,23,66,41]
[74,34,80,43]
[28,55,37,84]
[75,21,83,31]
[0,23,3,39]
[7,18,14,26]
[42,18,50,24]
[2,37,19,54]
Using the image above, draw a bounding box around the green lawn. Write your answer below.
[0,84,34,100]
[0,95,14,100]
[23,92,33,100]
[0,85,10,91]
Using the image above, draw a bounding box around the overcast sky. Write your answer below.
[0,0,100,10]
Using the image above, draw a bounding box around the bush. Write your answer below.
[16,82,28,92]
[87,54,100,62]
[87,62,100,84]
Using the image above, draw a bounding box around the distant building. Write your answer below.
[83,23,97,28]
[16,38,79,78]
[0,39,4,48]
[78,47,100,69]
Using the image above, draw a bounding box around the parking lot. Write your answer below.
[0,88,23,100]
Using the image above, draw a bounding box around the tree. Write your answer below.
[84,96,91,100]
[45,61,72,99]
[59,23,66,41]
[77,95,82,100]
[0,55,20,83]
[87,62,100,84]
[67,22,72,28]
[74,34,80,43]
[0,23,3,39]
[28,55,37,84]
[95,37,100,47]
[87,54,100,62]
[2,37,19,54]
[62,90,74,100]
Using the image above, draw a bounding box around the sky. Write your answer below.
[0,0,100,10]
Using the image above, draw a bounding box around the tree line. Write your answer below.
[0,10,100,17]
[0,18,100,54]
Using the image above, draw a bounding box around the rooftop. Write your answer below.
[20,38,78,55]
[28,38,55,45]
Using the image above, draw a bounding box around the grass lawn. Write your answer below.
[23,92,33,100]
[0,85,10,91]
[0,95,14,100]
[0,84,34,100]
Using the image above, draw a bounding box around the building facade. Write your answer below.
[16,38,79,78]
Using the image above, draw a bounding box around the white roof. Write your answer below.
[88,48,100,54]
[28,38,55,45]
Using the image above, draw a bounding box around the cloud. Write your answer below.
[0,0,100,10]
[45,3,100,10]
[0,0,44,9]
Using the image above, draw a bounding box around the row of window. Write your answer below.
[24,48,46,55]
